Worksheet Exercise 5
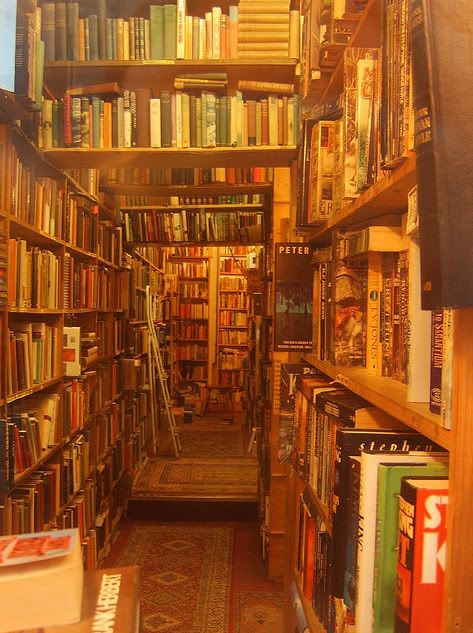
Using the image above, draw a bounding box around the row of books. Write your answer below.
[116,193,265,207]
[292,374,447,633]
[220,293,248,309]
[218,369,246,387]
[219,330,248,346]
[102,165,273,186]
[169,245,209,258]
[175,344,208,361]
[220,257,246,273]
[40,1,301,62]
[220,276,247,291]
[8,324,59,396]
[173,322,208,340]
[219,310,247,327]
[179,281,208,298]
[63,254,122,310]
[122,208,263,244]
[8,240,60,309]
[219,349,248,369]
[165,260,209,277]
[38,90,299,149]
[177,302,208,319]
[177,364,207,381]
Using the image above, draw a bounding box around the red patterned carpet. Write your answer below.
[104,522,283,633]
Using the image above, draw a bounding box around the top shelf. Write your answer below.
[44,60,298,95]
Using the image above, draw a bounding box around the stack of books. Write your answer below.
[237,0,291,59]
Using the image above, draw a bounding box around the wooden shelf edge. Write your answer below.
[294,573,326,633]
[103,182,273,197]
[302,353,450,450]
[43,146,298,169]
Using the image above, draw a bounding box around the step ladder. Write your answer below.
[146,285,181,457]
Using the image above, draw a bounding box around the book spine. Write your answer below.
[97,0,106,60]
[164,4,177,60]
[150,6,164,60]
[41,3,56,61]
[212,7,222,60]
[429,310,443,415]
[176,0,186,59]
[55,3,67,61]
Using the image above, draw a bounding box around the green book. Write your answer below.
[163,4,177,60]
[150,5,164,60]
[92,97,101,148]
[373,461,449,633]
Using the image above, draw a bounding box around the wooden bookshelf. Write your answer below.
[43,146,298,170]
[103,182,273,197]
[302,353,450,449]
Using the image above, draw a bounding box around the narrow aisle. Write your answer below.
[104,520,283,633]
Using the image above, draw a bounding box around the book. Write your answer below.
[0,528,83,632]
[355,452,448,633]
[373,461,449,633]
[395,477,449,633]
[409,0,473,309]
[64,326,81,376]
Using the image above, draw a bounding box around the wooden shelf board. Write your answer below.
[9,217,65,248]
[43,146,297,170]
[303,353,450,449]
[7,376,63,403]
[103,182,273,197]
[14,443,64,486]
[294,573,326,633]
[9,307,63,315]
[121,203,264,211]
[301,153,416,244]
[126,241,264,246]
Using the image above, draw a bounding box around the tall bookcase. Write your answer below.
[282,1,473,633]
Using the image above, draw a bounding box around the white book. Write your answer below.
[124,108,132,147]
[212,7,221,59]
[196,97,202,147]
[287,97,295,145]
[181,92,190,147]
[406,235,431,402]
[268,95,278,146]
[64,326,81,376]
[175,91,183,147]
[144,18,150,59]
[176,0,186,58]
[123,20,130,59]
[199,18,206,60]
[230,95,237,146]
[150,98,161,147]
[355,450,448,633]
[243,103,248,147]
[201,92,208,146]
[185,15,193,59]
[117,97,124,147]
[205,12,213,59]
[235,90,243,146]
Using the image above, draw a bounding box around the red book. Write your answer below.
[395,477,449,633]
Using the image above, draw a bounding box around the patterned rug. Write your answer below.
[106,524,233,633]
[163,428,246,457]
[132,457,258,501]
[235,592,284,633]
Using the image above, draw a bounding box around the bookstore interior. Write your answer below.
[0,0,471,632]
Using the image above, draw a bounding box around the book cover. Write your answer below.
[374,461,449,633]
[395,477,449,633]
[356,452,448,633]
[331,427,443,598]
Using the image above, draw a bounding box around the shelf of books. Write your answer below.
[0,112,161,566]
[167,247,210,391]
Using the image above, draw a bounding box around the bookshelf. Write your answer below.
[283,0,473,632]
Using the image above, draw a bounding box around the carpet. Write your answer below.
[171,428,245,457]
[236,592,284,633]
[132,458,258,501]
[106,524,233,633]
